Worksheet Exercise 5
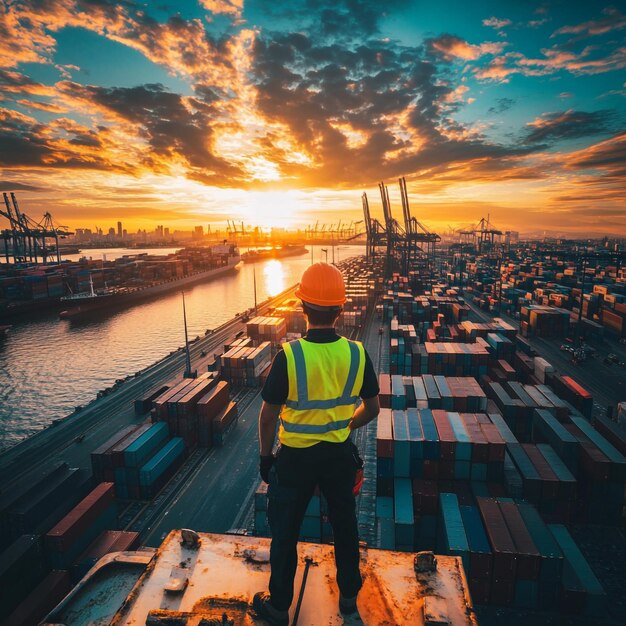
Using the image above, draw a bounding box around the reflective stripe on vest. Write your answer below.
[280,337,365,447]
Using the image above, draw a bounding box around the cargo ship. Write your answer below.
[59,245,240,320]
[241,244,307,262]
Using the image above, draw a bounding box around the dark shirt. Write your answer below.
[261,328,380,405]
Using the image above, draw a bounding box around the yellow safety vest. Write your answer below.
[280,337,366,448]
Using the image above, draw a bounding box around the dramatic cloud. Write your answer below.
[427,35,506,61]
[552,7,626,38]
[0,1,624,234]
[200,0,244,18]
[523,110,617,144]
[475,44,626,81]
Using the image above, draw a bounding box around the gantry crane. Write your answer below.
[1,193,72,264]
[361,179,440,278]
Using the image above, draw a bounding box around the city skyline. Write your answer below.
[0,1,625,236]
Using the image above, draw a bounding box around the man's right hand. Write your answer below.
[259,455,275,483]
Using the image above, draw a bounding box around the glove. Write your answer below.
[259,455,274,483]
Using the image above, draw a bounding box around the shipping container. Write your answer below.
[438,493,470,572]
[548,524,606,616]
[123,422,169,467]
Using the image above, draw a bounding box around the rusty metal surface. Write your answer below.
[109,530,477,626]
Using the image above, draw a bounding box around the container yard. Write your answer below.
[0,208,625,625]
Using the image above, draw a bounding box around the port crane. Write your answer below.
[0,192,72,264]
[361,179,440,277]
[460,215,502,253]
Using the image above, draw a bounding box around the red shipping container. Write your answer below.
[521,444,559,501]
[476,497,517,593]
[432,410,455,459]
[197,381,230,419]
[480,423,506,462]
[45,483,115,552]
[498,501,541,581]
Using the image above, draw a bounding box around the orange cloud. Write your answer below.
[429,35,506,61]
[200,0,244,18]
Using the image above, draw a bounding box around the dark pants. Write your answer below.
[267,439,362,611]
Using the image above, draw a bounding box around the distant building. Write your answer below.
[193,226,204,240]
[164,227,170,237]
[108,227,115,238]
[117,221,122,238]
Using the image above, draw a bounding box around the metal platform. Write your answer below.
[44,530,477,625]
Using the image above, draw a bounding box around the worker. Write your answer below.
[253,262,380,625]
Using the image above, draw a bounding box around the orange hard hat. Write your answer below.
[295,262,346,307]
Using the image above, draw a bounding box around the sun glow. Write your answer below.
[264,260,285,297]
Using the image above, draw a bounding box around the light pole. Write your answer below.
[182,291,195,378]
[321,248,328,263]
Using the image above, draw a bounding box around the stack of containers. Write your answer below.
[379,375,487,413]
[167,374,218,447]
[566,416,626,524]
[153,378,199,420]
[416,342,490,377]
[0,535,46,622]
[22,274,48,300]
[91,425,145,482]
[533,357,554,384]
[548,375,593,418]
[532,410,579,472]
[437,493,470,573]
[211,401,239,447]
[138,437,186,499]
[475,497,519,605]
[273,301,306,334]
[134,385,169,416]
[44,483,117,569]
[592,413,626,455]
[46,273,64,298]
[516,502,564,610]
[548,524,607,616]
[485,382,568,442]
[375,408,508,552]
[220,341,272,386]
[196,381,232,447]
[485,333,515,363]
[519,306,570,337]
[114,422,170,499]
[2,464,89,540]
[460,504,492,604]
[497,499,541,607]
[246,316,287,344]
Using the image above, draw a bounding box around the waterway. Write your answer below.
[0,245,363,449]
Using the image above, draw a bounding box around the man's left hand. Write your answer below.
[259,455,275,483]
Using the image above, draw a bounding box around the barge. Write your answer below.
[59,251,240,320]
[241,244,307,262]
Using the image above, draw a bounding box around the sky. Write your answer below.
[0,1,624,236]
